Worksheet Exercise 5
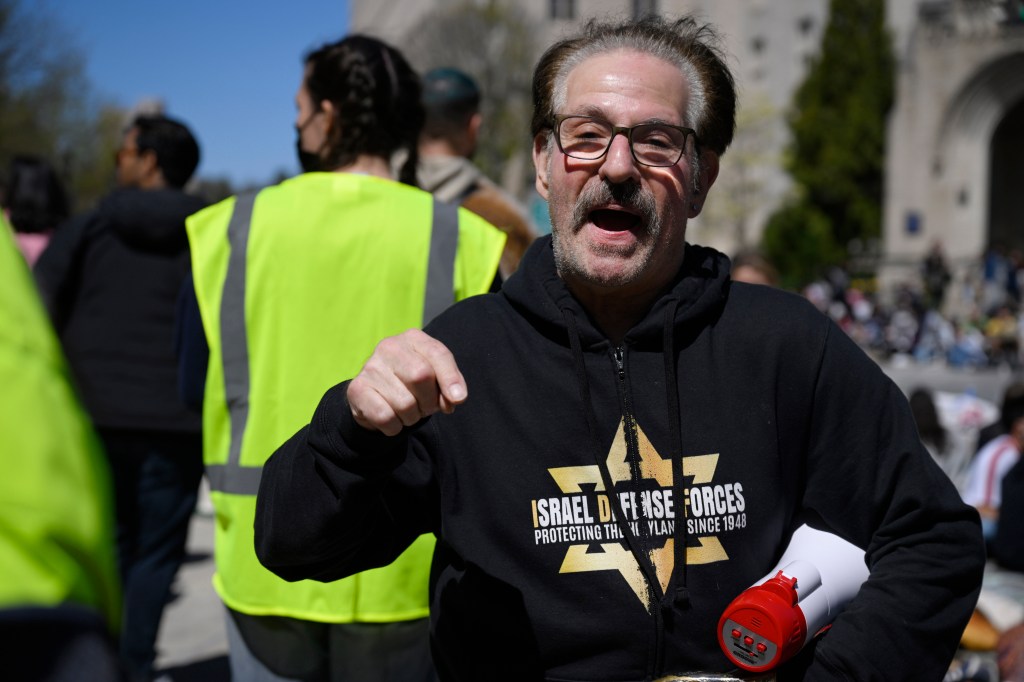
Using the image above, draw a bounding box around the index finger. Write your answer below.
[406,330,467,412]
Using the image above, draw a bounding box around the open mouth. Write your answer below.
[589,208,641,232]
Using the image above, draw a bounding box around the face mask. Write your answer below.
[295,129,324,174]
[295,112,324,173]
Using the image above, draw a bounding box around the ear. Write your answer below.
[532,133,552,200]
[138,149,163,186]
[139,149,158,171]
[688,150,720,219]
[468,112,482,139]
[320,100,336,136]
[462,113,483,157]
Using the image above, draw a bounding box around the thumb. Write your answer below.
[436,372,467,414]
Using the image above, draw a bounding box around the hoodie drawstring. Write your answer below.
[562,303,690,678]
[561,309,662,607]
[560,305,689,610]
[662,298,690,610]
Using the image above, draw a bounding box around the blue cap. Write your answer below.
[422,68,480,105]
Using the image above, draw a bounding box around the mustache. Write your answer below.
[571,179,658,231]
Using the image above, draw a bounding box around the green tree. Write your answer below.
[0,0,126,212]
[400,0,538,198]
[762,0,894,286]
[699,94,778,249]
[761,200,843,290]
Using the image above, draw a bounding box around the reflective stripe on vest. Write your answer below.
[205,192,460,496]
[424,199,459,324]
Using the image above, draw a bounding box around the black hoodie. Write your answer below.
[35,187,206,432]
[256,236,984,682]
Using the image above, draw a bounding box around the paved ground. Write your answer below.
[155,500,230,681]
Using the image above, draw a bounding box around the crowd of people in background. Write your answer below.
[798,242,1024,373]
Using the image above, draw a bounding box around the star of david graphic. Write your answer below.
[547,419,728,609]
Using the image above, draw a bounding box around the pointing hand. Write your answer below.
[346,329,467,436]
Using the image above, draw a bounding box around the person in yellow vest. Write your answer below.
[185,34,505,681]
[0,218,123,680]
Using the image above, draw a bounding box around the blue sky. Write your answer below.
[44,0,350,187]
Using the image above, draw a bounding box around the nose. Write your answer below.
[599,132,641,185]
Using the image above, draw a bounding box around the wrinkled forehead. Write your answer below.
[555,49,691,124]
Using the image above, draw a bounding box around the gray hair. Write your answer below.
[531,16,736,158]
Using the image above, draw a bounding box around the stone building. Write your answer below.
[352,0,1024,296]
[883,0,1024,298]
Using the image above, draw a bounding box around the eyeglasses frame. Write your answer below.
[552,114,700,168]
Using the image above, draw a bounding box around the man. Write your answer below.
[418,67,537,278]
[35,114,206,682]
[255,17,984,681]
[962,381,1024,546]
[185,36,504,682]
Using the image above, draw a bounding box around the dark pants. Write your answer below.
[226,608,438,682]
[0,606,126,682]
[99,428,203,682]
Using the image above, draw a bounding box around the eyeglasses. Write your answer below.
[553,115,698,168]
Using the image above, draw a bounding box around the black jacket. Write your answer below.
[35,187,206,433]
[994,455,1024,571]
[256,236,984,682]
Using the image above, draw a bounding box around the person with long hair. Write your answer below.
[1,154,70,266]
[185,34,504,681]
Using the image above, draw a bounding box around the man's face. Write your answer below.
[115,127,145,188]
[533,49,717,301]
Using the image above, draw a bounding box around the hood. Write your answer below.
[501,235,732,348]
[418,155,485,204]
[100,187,207,254]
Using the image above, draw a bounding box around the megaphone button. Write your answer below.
[731,629,741,639]
[756,643,768,653]
[744,636,754,646]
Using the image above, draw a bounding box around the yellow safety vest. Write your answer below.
[186,172,504,622]
[0,221,120,631]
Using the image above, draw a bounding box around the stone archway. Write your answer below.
[883,38,1024,296]
[988,94,1024,253]
[932,50,1024,262]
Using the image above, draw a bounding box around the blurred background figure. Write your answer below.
[418,66,537,279]
[909,387,1002,495]
[926,389,1001,495]
[961,381,1024,549]
[950,382,1024,682]
[1,154,71,267]
[185,35,504,682]
[910,388,951,468]
[984,304,1022,370]
[0,217,123,681]
[994,446,1024,573]
[730,249,779,287]
[34,114,206,682]
[922,240,952,313]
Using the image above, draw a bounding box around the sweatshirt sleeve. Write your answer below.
[254,381,438,583]
[799,321,985,681]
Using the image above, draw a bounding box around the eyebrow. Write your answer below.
[566,107,681,127]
